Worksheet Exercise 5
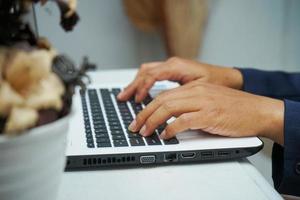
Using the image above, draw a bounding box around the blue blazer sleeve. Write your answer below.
[239,68,300,101]
[239,68,300,196]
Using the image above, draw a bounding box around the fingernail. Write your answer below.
[159,130,166,139]
[135,95,139,103]
[140,125,147,136]
[128,120,137,131]
[117,92,124,99]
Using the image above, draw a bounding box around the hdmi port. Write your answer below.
[181,152,196,159]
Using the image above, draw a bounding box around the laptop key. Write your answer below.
[145,135,162,145]
[127,132,142,138]
[110,125,123,130]
[110,129,123,135]
[86,138,93,143]
[164,137,179,145]
[96,138,110,143]
[97,143,112,148]
[87,143,95,148]
[112,135,126,140]
[143,95,153,105]
[130,138,145,146]
[95,133,109,138]
[113,140,128,147]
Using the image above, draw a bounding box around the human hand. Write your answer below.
[117,57,243,103]
[128,81,284,145]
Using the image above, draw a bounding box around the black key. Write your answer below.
[93,124,107,129]
[130,138,145,146]
[112,135,126,140]
[95,133,109,138]
[96,138,110,143]
[157,124,167,134]
[145,134,162,145]
[164,137,179,145]
[87,143,95,148]
[111,88,121,95]
[109,121,121,126]
[97,143,112,148]
[113,140,128,147]
[110,130,124,135]
[127,132,142,138]
[143,95,153,105]
[94,128,108,133]
[85,128,92,134]
[86,138,94,143]
[109,125,123,130]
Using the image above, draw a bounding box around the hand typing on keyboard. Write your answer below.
[117,57,284,146]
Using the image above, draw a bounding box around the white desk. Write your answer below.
[58,69,282,200]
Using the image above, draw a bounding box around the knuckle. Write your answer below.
[154,95,163,105]
[145,117,157,130]
[165,125,176,135]
[162,101,176,113]
[178,114,191,125]
[140,63,149,71]
[167,56,181,64]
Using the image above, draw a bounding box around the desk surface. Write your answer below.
[58,69,282,200]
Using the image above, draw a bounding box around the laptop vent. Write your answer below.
[82,156,136,166]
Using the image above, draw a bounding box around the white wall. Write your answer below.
[34,0,166,68]
[33,0,300,186]
[200,0,300,72]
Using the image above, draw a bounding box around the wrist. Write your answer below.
[210,65,243,90]
[258,97,284,145]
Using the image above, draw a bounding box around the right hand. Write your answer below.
[117,57,244,102]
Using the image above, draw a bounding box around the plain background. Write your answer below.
[33,0,300,185]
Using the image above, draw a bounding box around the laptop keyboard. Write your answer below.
[80,88,179,148]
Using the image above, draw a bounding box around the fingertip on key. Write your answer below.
[159,130,167,139]
[128,120,137,132]
[117,92,124,100]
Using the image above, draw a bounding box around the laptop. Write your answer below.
[65,80,263,171]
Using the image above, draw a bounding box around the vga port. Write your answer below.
[140,155,156,164]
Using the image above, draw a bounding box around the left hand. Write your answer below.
[128,80,285,145]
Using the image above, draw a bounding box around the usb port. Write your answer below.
[217,151,230,157]
[201,151,213,159]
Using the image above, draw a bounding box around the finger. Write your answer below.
[139,98,201,136]
[134,76,156,103]
[117,81,139,101]
[160,112,202,139]
[134,63,180,102]
[117,62,162,101]
[157,79,202,97]
[129,87,200,132]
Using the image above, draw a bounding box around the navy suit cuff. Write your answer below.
[278,99,300,196]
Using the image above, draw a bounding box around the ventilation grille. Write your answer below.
[82,156,136,166]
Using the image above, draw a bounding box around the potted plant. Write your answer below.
[0,1,82,200]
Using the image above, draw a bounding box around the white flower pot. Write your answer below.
[0,115,70,200]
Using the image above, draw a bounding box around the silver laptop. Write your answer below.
[65,83,263,170]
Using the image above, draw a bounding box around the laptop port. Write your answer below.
[164,153,178,162]
[181,152,196,159]
[140,155,156,164]
[217,151,230,157]
[201,151,213,159]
